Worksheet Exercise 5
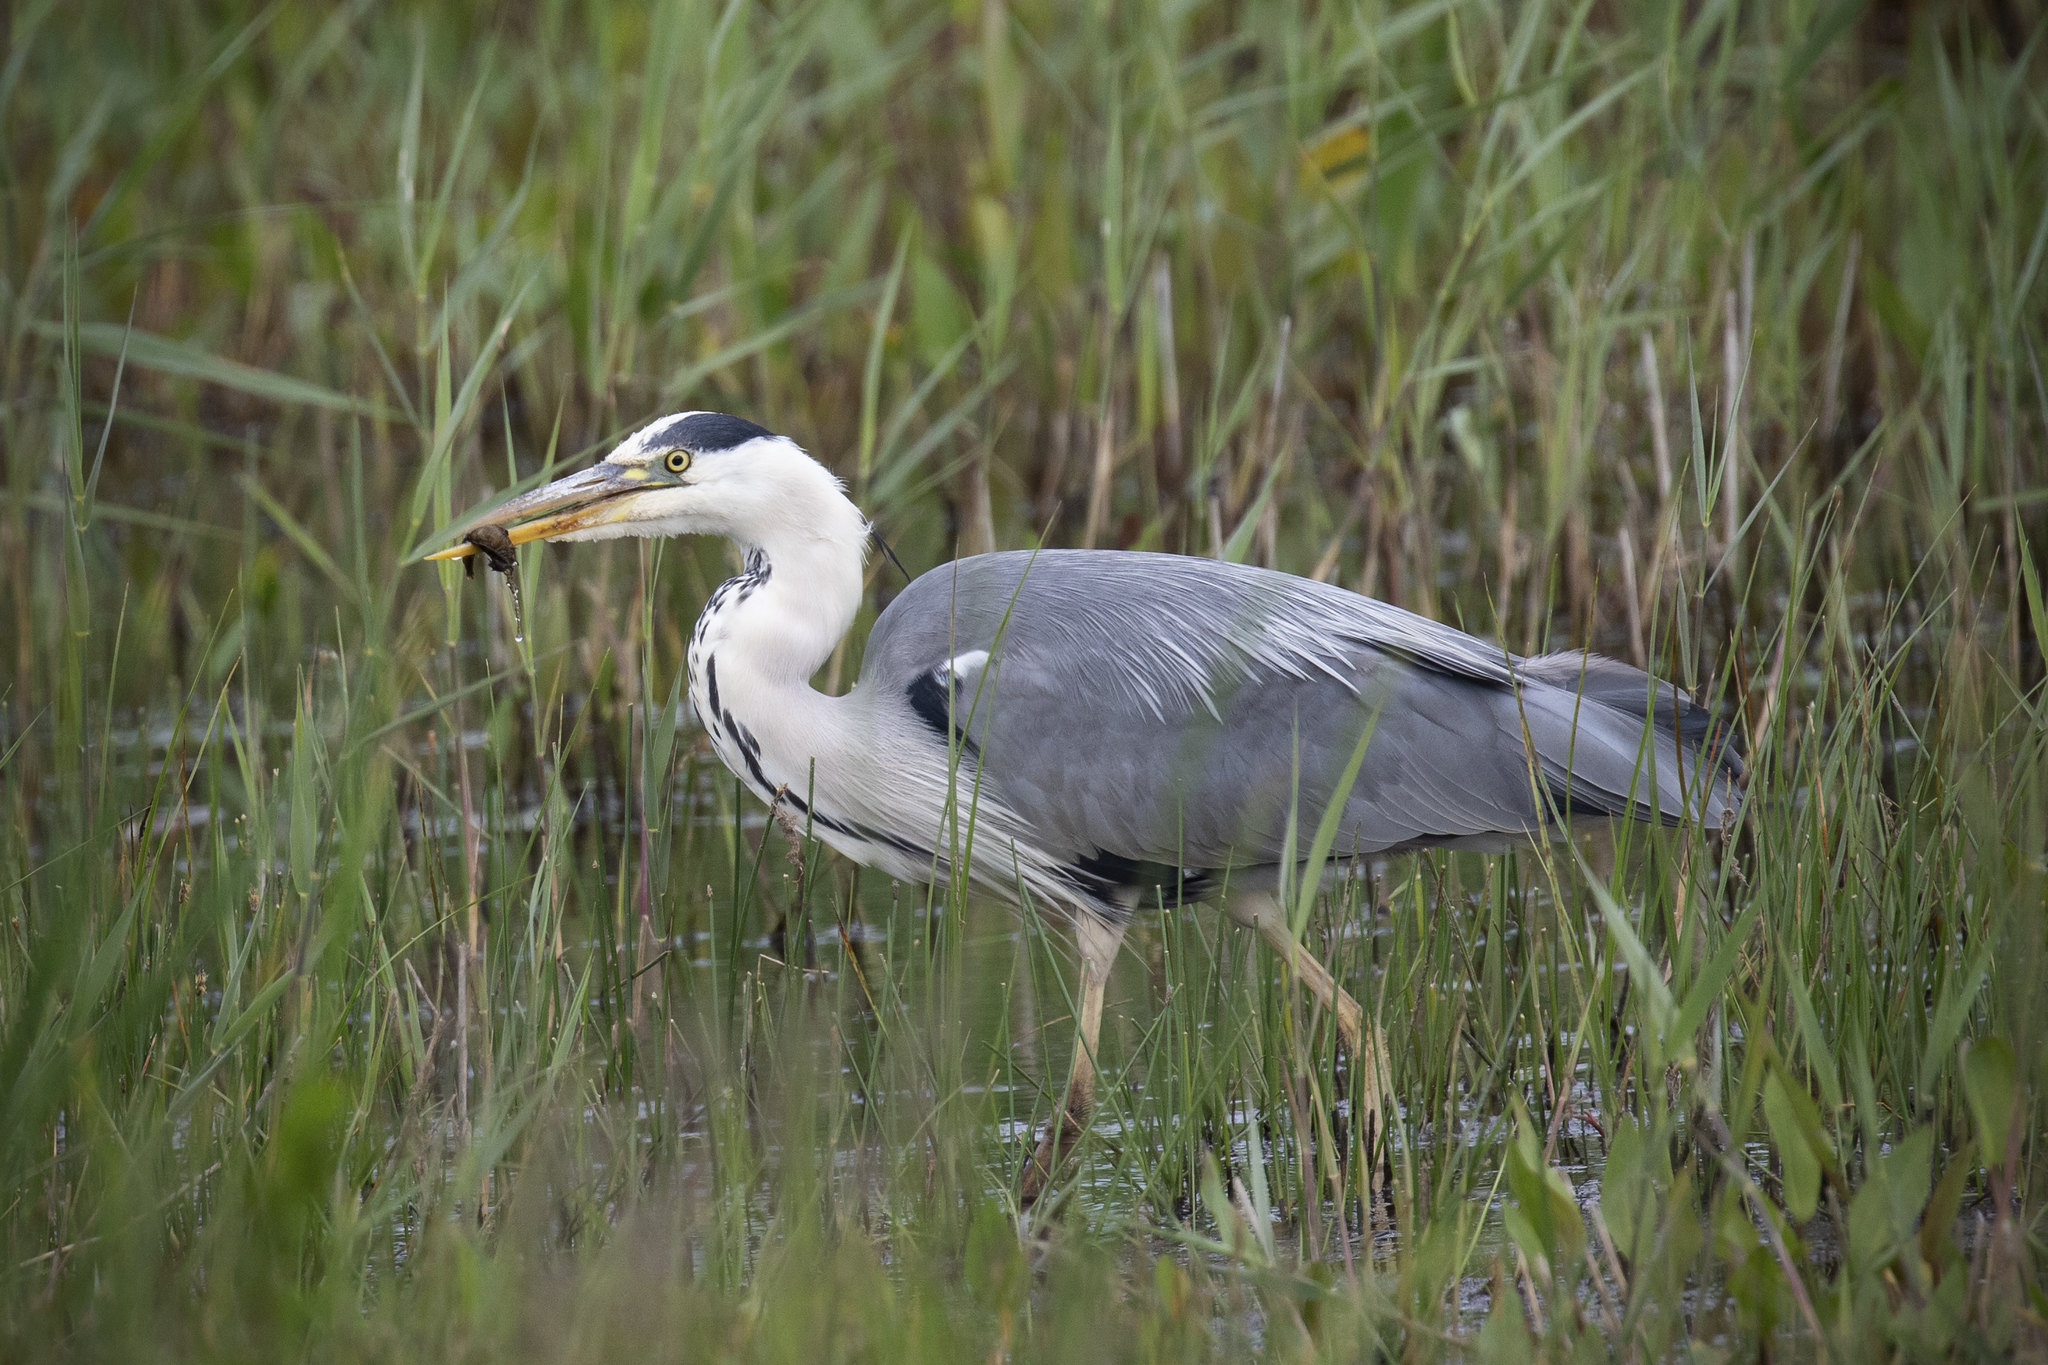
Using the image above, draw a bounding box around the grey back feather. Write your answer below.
[855,550,1739,894]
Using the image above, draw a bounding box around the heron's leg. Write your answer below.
[1227,892,1391,1133]
[1021,911,1126,1205]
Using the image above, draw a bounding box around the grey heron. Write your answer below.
[428,410,1740,1199]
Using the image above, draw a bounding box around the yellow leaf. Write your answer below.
[1302,124,1372,185]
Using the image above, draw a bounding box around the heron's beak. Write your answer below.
[422,462,654,562]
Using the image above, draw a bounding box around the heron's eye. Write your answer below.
[664,449,691,475]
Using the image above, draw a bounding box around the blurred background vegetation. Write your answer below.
[1,0,2044,1358]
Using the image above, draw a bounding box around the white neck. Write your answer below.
[672,431,1007,890]
[685,452,869,812]
[710,463,868,684]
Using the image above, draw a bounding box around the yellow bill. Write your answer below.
[420,462,650,562]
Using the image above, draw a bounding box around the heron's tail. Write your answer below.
[1518,651,1744,830]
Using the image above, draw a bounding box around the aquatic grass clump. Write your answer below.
[1,0,2044,1358]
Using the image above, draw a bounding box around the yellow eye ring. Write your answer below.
[664,449,691,475]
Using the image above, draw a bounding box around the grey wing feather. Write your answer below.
[856,550,1737,880]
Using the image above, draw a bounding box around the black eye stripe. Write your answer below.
[648,411,773,453]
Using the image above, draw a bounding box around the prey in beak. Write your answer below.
[423,461,656,572]
[458,524,516,577]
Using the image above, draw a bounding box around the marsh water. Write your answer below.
[39,605,1965,1331]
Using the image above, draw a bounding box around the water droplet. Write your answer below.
[507,576,526,647]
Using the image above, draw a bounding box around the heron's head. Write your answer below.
[426,411,861,563]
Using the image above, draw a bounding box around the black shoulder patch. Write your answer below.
[905,671,976,757]
[655,412,775,453]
